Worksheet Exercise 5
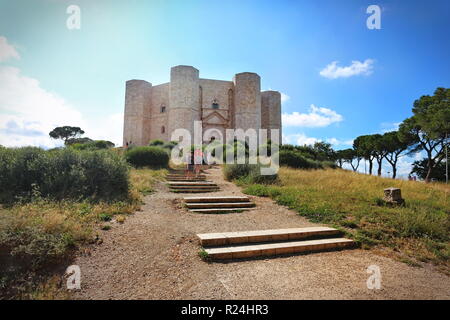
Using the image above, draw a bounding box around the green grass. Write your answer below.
[198,249,210,261]
[240,167,450,273]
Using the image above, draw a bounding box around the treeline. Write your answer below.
[336,87,449,182]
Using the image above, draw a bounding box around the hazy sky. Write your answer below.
[0,0,449,176]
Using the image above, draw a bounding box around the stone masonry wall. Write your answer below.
[123,66,282,146]
[123,79,152,146]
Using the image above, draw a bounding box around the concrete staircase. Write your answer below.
[165,170,219,193]
[166,173,207,181]
[168,181,220,193]
[197,227,354,259]
[184,196,255,213]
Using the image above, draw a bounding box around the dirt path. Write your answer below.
[74,167,450,300]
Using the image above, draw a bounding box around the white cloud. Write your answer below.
[282,104,343,127]
[266,88,290,104]
[319,59,374,79]
[295,134,319,146]
[0,65,85,147]
[0,65,122,148]
[326,137,353,146]
[283,133,354,148]
[380,121,401,133]
[280,92,290,104]
[283,133,319,146]
[0,36,20,62]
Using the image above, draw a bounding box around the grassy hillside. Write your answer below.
[241,167,449,273]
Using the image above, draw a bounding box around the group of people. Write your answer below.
[185,148,203,177]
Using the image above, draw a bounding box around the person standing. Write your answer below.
[194,148,203,177]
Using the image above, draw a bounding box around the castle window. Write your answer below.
[160,104,166,113]
[161,126,165,134]
[211,98,219,109]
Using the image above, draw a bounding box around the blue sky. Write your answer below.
[0,0,449,176]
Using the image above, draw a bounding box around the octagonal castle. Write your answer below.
[123,65,281,146]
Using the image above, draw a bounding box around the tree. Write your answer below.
[353,135,377,175]
[411,158,447,182]
[399,87,450,182]
[312,141,336,162]
[49,126,85,145]
[383,131,413,179]
[370,134,390,176]
[335,149,346,168]
[340,148,361,172]
[66,137,93,145]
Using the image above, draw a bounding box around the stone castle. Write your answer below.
[123,65,282,146]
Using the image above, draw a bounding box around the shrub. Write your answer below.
[125,146,169,168]
[0,147,129,203]
[223,164,278,184]
[149,139,165,146]
[280,144,295,151]
[223,164,253,181]
[162,141,178,151]
[279,150,322,169]
[65,137,93,146]
[70,140,115,151]
[322,161,338,169]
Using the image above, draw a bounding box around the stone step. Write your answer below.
[167,178,207,181]
[166,176,206,180]
[197,227,341,246]
[184,196,250,203]
[168,182,217,186]
[186,202,255,209]
[168,180,210,183]
[166,174,206,177]
[169,185,218,189]
[189,208,252,214]
[166,173,206,176]
[204,238,354,259]
[169,170,206,173]
[170,187,220,193]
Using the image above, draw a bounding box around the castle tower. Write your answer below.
[232,72,261,134]
[168,66,200,140]
[123,80,152,146]
[261,90,282,145]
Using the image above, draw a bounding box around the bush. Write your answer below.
[162,141,178,151]
[0,147,129,203]
[149,139,165,146]
[279,150,322,169]
[125,146,169,168]
[223,164,253,181]
[70,140,115,150]
[322,161,338,169]
[223,164,278,184]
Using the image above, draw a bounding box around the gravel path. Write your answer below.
[74,167,450,300]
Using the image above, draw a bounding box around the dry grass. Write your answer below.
[130,167,167,197]
[242,167,450,273]
[0,168,165,299]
